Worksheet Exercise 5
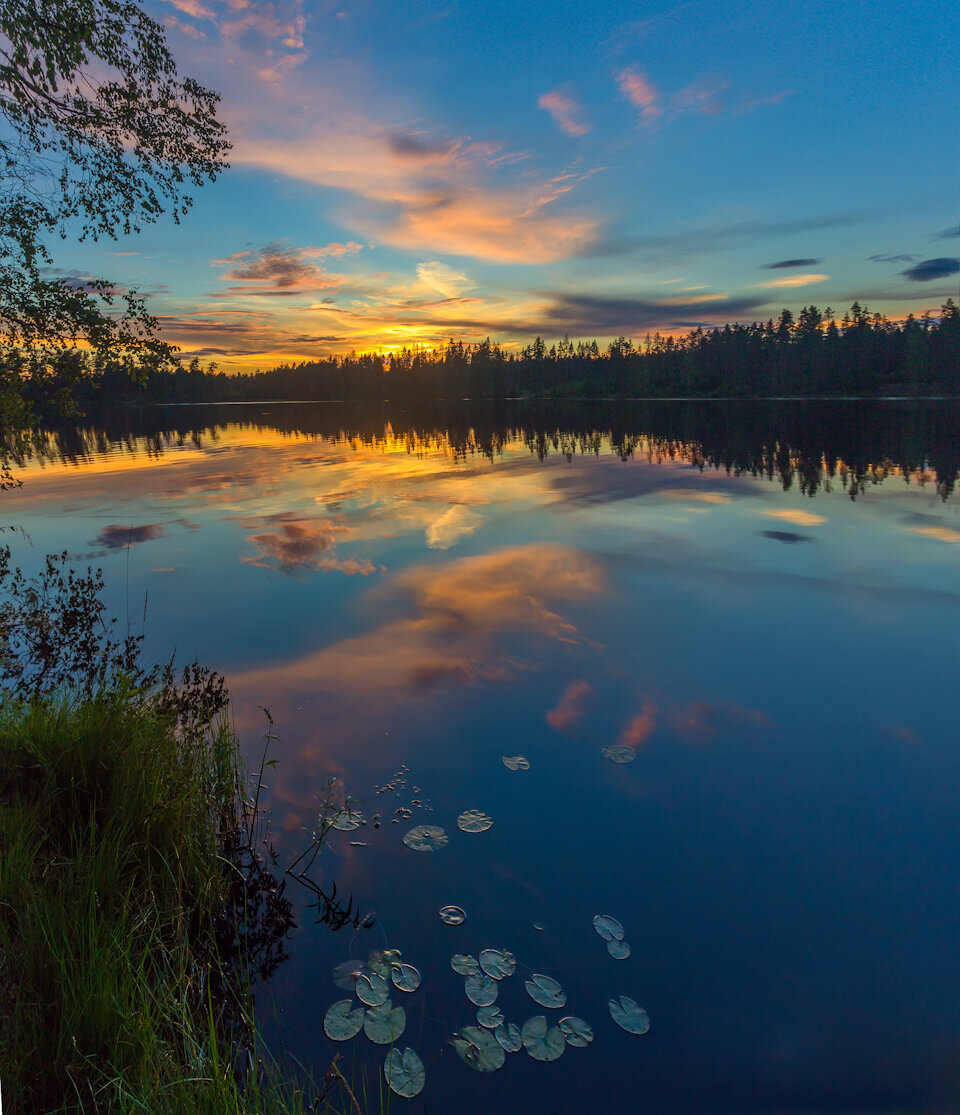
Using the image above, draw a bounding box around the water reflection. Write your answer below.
[5,400,960,1112]
[9,397,960,498]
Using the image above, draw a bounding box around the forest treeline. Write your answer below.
[21,300,960,407]
[17,397,960,501]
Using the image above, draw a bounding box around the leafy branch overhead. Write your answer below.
[0,0,230,368]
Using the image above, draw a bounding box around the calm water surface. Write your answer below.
[8,400,960,1112]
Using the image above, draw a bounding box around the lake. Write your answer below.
[6,399,960,1112]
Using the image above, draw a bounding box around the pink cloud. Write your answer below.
[617,701,657,748]
[538,90,591,137]
[546,679,592,731]
[617,67,661,124]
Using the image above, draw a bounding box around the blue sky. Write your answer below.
[60,0,960,369]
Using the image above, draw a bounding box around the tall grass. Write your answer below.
[0,683,319,1113]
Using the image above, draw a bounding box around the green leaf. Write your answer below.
[502,755,530,771]
[364,1001,407,1045]
[403,824,448,851]
[451,954,479,976]
[464,973,498,1006]
[601,744,636,764]
[593,914,625,942]
[457,809,494,833]
[558,1016,593,1047]
[608,995,650,1035]
[524,973,566,1009]
[521,1015,566,1062]
[479,948,516,980]
[384,1047,426,1098]
[356,972,389,1007]
[322,999,364,1042]
[477,1005,504,1029]
[452,1026,505,1072]
[494,1022,522,1053]
[439,905,466,926]
[391,963,421,993]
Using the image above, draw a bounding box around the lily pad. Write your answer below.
[609,995,650,1035]
[601,744,636,764]
[457,809,494,833]
[439,905,466,926]
[403,824,448,852]
[384,1048,425,1099]
[593,914,625,942]
[364,1001,407,1044]
[479,948,516,980]
[356,972,389,1007]
[451,954,479,976]
[464,972,498,1006]
[502,755,530,771]
[521,1015,566,1062]
[332,959,363,990]
[494,1022,522,1053]
[524,973,566,1009]
[559,1016,593,1047]
[477,1005,505,1029]
[323,999,365,1042]
[607,939,631,960]
[452,1025,505,1072]
[391,963,421,993]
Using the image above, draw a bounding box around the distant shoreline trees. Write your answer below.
[20,299,960,407]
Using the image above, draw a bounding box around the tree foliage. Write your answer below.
[0,0,229,373]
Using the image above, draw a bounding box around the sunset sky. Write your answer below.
[59,0,959,370]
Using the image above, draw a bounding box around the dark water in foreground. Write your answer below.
[8,400,960,1113]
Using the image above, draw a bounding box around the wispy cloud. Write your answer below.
[538,90,591,137]
[617,67,661,125]
[215,241,361,294]
[763,258,822,269]
[754,272,830,289]
[416,261,472,298]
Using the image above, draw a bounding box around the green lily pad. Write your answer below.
[451,953,479,976]
[502,755,530,771]
[321,801,365,831]
[477,1005,504,1029]
[479,948,516,980]
[602,744,636,764]
[391,963,421,993]
[383,1048,425,1098]
[559,1016,593,1047]
[464,972,498,1006]
[403,824,448,852]
[322,999,365,1042]
[356,972,389,1007]
[439,905,466,926]
[457,809,494,833]
[521,1015,566,1062]
[364,1001,406,1044]
[524,973,566,1009]
[494,1022,522,1053]
[332,958,363,990]
[609,995,650,1035]
[607,939,631,959]
[593,914,625,942]
[452,1025,505,1072]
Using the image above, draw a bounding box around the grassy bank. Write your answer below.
[0,683,312,1113]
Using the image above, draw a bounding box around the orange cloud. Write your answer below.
[617,701,657,748]
[908,525,960,543]
[754,273,830,289]
[241,514,376,576]
[538,90,591,137]
[232,543,605,702]
[617,67,661,124]
[762,508,828,526]
[230,115,600,263]
[546,679,592,732]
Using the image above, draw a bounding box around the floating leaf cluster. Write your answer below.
[321,946,427,1099]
